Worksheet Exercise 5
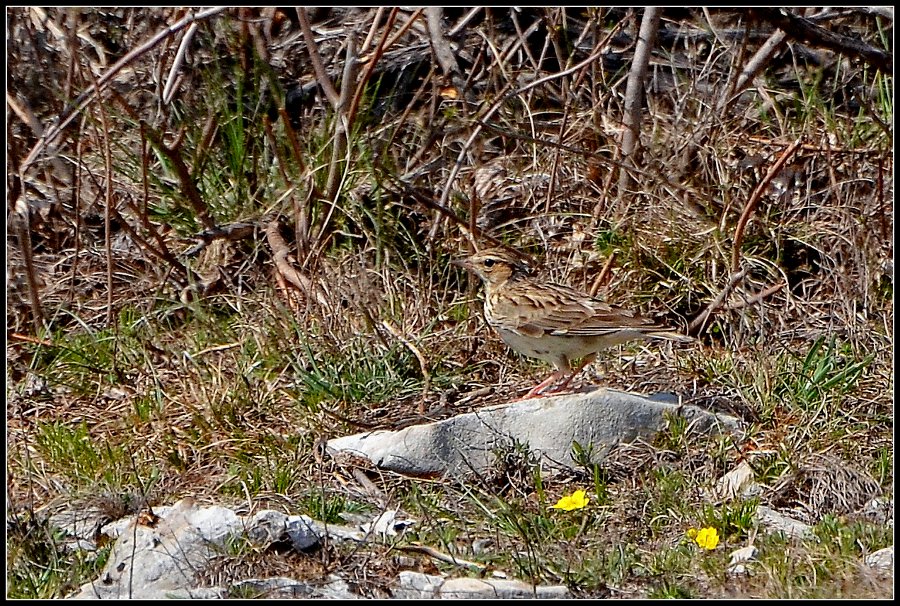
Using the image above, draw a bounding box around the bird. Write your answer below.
[453,247,692,399]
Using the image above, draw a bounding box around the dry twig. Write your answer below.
[617,7,661,199]
[731,139,803,273]
[20,6,228,173]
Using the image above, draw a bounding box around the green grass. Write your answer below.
[6,516,111,599]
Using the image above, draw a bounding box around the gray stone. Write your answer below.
[393,572,570,599]
[69,498,241,599]
[757,506,814,540]
[727,545,759,576]
[865,546,893,570]
[246,509,289,545]
[67,499,374,599]
[360,509,416,538]
[393,571,444,598]
[439,577,570,599]
[230,575,359,599]
[709,460,760,501]
[48,505,118,553]
[284,514,325,551]
[327,388,741,477]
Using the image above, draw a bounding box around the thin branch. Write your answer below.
[296,7,341,109]
[757,7,891,72]
[687,269,748,335]
[731,139,803,273]
[162,21,199,105]
[9,202,46,334]
[323,34,358,204]
[617,7,661,197]
[347,8,405,129]
[447,7,483,37]
[729,29,787,102]
[359,6,387,55]
[21,6,228,173]
[88,67,116,327]
[722,282,786,311]
[265,217,329,307]
[425,7,460,76]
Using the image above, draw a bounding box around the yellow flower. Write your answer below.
[551,489,589,511]
[688,527,720,550]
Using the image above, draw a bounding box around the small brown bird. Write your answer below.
[454,247,692,399]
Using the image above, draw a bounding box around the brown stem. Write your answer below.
[687,269,748,335]
[296,7,341,109]
[617,7,661,198]
[425,7,460,76]
[755,7,891,72]
[21,6,228,173]
[722,282,786,311]
[731,139,803,273]
[88,68,116,327]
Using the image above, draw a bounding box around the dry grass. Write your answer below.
[6,7,892,599]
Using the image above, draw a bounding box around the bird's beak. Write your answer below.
[451,257,472,270]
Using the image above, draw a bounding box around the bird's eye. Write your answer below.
[483,258,495,268]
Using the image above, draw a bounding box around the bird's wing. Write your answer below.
[491,281,661,337]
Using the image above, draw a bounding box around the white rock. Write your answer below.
[48,506,110,551]
[757,506,814,540]
[67,498,361,599]
[727,545,759,576]
[361,509,415,537]
[393,571,444,598]
[439,577,570,599]
[230,574,359,599]
[865,546,893,570]
[328,388,741,477]
[393,572,571,599]
[709,460,759,501]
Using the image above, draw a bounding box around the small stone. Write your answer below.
[439,577,570,599]
[285,515,323,551]
[392,571,445,599]
[757,506,813,540]
[709,460,759,501]
[472,538,493,554]
[472,537,494,555]
[246,510,288,545]
[865,546,893,570]
[361,509,415,537]
[727,545,758,576]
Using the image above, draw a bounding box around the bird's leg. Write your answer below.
[518,370,567,400]
[517,355,576,400]
[549,354,597,394]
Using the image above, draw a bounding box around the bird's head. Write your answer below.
[453,248,532,286]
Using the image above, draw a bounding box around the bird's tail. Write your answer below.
[648,330,694,343]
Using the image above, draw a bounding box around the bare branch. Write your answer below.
[618,7,661,197]
[731,139,803,273]
[296,7,341,109]
[425,7,460,76]
[757,7,891,72]
[20,6,228,173]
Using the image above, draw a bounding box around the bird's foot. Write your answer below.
[514,372,565,401]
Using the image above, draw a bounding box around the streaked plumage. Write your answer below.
[454,247,691,398]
